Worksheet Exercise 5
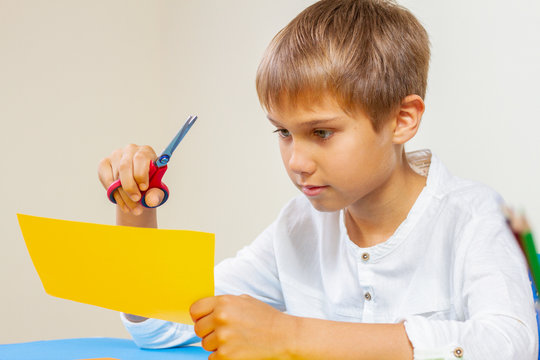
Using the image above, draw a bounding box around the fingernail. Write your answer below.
[139,183,148,191]
[133,207,143,216]
[131,194,140,202]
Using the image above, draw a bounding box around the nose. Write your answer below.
[287,140,316,176]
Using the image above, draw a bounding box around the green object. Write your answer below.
[522,232,540,293]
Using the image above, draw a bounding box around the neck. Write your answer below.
[345,153,426,248]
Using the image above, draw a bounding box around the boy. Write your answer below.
[98,0,538,359]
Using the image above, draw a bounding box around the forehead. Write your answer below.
[266,93,368,126]
[268,93,341,118]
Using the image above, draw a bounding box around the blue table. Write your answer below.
[0,337,210,360]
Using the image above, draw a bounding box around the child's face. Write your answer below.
[267,96,399,213]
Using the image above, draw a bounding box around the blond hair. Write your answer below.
[256,0,430,130]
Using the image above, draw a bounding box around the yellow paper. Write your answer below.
[17,214,214,324]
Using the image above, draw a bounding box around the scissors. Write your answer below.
[107,115,198,208]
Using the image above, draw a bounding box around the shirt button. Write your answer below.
[364,292,372,301]
[453,347,463,358]
[361,252,370,261]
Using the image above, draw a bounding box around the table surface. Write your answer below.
[0,337,210,360]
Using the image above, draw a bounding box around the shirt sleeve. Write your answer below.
[213,220,285,309]
[121,220,284,348]
[120,313,199,349]
[403,215,539,360]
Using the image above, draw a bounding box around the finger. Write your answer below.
[144,188,165,208]
[108,148,123,180]
[117,187,142,214]
[118,147,141,202]
[97,157,115,189]
[116,191,143,215]
[194,312,216,339]
[190,297,217,322]
[113,191,128,213]
[201,331,218,352]
[133,146,156,191]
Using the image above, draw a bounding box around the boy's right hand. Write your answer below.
[98,144,165,216]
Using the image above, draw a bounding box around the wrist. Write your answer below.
[278,313,302,360]
[116,206,157,228]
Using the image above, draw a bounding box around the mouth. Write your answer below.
[300,185,329,197]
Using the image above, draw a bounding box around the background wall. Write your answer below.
[1,0,538,343]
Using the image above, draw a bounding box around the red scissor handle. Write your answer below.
[107,161,170,208]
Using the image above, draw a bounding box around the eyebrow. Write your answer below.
[267,116,340,127]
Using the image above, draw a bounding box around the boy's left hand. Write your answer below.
[190,294,296,359]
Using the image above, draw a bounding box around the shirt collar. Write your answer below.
[340,149,440,261]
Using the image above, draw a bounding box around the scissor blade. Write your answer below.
[170,115,197,153]
[156,115,198,167]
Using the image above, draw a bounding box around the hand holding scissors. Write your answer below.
[107,115,198,208]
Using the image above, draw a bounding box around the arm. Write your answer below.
[190,284,535,360]
[190,294,413,360]
[99,145,196,348]
[99,144,162,323]
[117,206,156,323]
[293,319,412,360]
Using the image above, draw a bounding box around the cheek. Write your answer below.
[332,136,393,184]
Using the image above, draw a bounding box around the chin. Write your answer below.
[305,197,344,213]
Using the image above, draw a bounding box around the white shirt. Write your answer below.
[122,151,538,359]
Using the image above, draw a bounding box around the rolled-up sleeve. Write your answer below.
[404,216,538,359]
[120,314,199,349]
[405,314,536,359]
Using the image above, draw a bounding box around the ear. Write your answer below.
[392,95,425,144]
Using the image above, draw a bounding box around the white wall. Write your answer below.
[1,0,538,343]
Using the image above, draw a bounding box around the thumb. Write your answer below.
[144,188,165,208]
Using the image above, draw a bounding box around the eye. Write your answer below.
[273,128,291,138]
[314,129,333,139]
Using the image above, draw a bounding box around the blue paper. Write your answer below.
[0,337,210,360]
